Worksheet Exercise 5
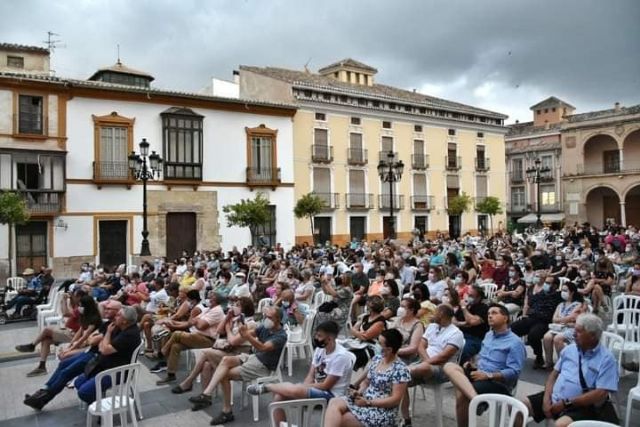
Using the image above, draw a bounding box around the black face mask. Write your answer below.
[313,338,327,348]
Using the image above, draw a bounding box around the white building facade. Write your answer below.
[0,47,296,279]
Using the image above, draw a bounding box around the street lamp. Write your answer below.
[128,138,162,256]
[526,157,551,229]
[377,152,404,239]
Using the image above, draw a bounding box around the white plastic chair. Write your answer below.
[410,339,465,426]
[38,290,63,330]
[237,338,288,422]
[286,310,316,376]
[311,291,329,310]
[607,294,640,334]
[86,363,141,427]
[624,350,640,427]
[607,305,640,363]
[129,343,144,421]
[5,277,26,301]
[126,265,138,275]
[480,283,498,302]
[468,393,529,427]
[570,421,621,427]
[268,398,327,427]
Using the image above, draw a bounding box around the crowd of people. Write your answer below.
[8,222,640,426]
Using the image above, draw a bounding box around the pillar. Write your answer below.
[620,201,626,226]
[619,149,624,171]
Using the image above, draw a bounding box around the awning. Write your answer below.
[517,213,566,224]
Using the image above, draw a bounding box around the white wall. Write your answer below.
[0,223,8,258]
[54,216,93,257]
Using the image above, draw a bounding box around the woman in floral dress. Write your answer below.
[324,329,410,427]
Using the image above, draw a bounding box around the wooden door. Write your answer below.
[602,196,621,225]
[99,220,127,272]
[314,217,332,245]
[166,213,196,261]
[15,221,47,274]
[383,216,394,239]
[350,217,366,241]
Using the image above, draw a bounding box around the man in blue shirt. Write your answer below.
[522,313,619,426]
[444,304,526,427]
[4,268,42,317]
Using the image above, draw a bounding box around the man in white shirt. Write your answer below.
[228,272,251,300]
[400,304,464,427]
[247,320,354,425]
[145,278,169,314]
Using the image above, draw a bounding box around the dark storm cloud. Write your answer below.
[1,0,638,122]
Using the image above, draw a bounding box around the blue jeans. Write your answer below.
[92,288,110,302]
[460,334,483,365]
[75,372,113,403]
[6,295,36,314]
[45,352,95,396]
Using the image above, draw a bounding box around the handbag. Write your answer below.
[318,301,338,313]
[577,353,619,423]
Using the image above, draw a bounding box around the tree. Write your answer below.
[475,196,503,236]
[0,191,30,276]
[222,194,271,246]
[294,193,326,244]
[447,192,472,216]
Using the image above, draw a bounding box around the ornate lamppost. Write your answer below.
[128,138,162,256]
[377,152,404,239]
[526,157,551,229]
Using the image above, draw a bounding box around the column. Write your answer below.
[620,201,626,226]
[619,149,624,171]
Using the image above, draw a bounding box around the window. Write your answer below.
[323,93,331,100]
[541,155,553,171]
[414,216,428,235]
[414,125,423,132]
[382,121,392,129]
[315,112,326,121]
[537,110,541,115]
[253,205,276,247]
[405,105,412,112]
[7,55,24,68]
[552,107,556,112]
[447,143,457,168]
[381,136,394,154]
[544,108,549,113]
[511,187,525,208]
[448,129,456,136]
[603,150,620,173]
[541,185,556,206]
[93,112,134,181]
[18,95,44,134]
[246,125,278,184]
[351,117,361,125]
[389,103,396,110]
[512,158,524,180]
[477,132,484,138]
[162,108,204,180]
[419,108,426,114]
[372,101,380,108]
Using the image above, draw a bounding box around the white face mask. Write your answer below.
[561,291,569,301]
[232,305,242,316]
[78,306,85,314]
[263,318,274,330]
[428,273,435,281]
[579,270,588,277]
[396,307,407,318]
[465,296,475,305]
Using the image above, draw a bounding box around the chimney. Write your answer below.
[515,120,520,124]
[232,70,239,84]
[614,102,621,111]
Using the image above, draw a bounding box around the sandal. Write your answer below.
[211,411,234,425]
[171,384,192,394]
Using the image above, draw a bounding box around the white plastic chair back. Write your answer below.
[268,398,327,427]
[611,307,640,349]
[568,421,621,427]
[480,283,498,302]
[469,393,529,427]
[128,342,144,420]
[312,291,326,310]
[87,363,140,427]
[7,277,26,290]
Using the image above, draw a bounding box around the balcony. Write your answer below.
[93,161,133,186]
[475,157,490,171]
[506,203,530,214]
[311,145,333,163]
[314,192,339,210]
[378,194,405,210]
[19,190,64,215]
[379,151,398,161]
[575,160,620,176]
[346,193,373,209]
[411,154,429,170]
[246,167,281,188]
[347,148,368,165]
[510,172,525,183]
[538,202,563,213]
[445,155,461,170]
[411,195,434,210]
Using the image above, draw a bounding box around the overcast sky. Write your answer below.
[2,0,639,123]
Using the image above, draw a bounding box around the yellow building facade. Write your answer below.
[239,59,509,244]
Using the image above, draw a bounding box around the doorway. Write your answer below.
[99,220,127,272]
[350,217,366,241]
[314,217,332,245]
[166,212,197,261]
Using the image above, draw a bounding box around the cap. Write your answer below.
[22,268,35,276]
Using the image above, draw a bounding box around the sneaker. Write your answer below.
[16,343,36,353]
[210,411,234,425]
[246,384,268,395]
[26,367,47,377]
[150,362,167,373]
[156,375,176,385]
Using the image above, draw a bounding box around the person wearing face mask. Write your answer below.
[172,297,256,401]
[411,283,437,326]
[578,257,614,313]
[452,285,489,364]
[542,282,584,369]
[247,321,354,425]
[549,253,568,278]
[193,307,287,424]
[496,265,526,316]
[317,273,353,330]
[396,258,415,290]
[380,279,401,320]
[401,304,464,427]
[491,256,510,288]
[415,262,430,284]
[348,296,388,371]
[442,286,461,310]
[511,274,562,368]
[390,298,424,366]
[452,271,471,300]
[275,288,306,328]
[425,267,447,303]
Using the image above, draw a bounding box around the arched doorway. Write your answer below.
[582,134,619,174]
[623,129,640,172]
[625,185,640,227]
[585,187,620,227]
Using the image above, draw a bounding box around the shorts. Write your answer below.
[307,387,334,401]
[471,379,511,396]
[527,391,619,424]
[50,327,75,345]
[238,354,271,382]
[409,364,448,385]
